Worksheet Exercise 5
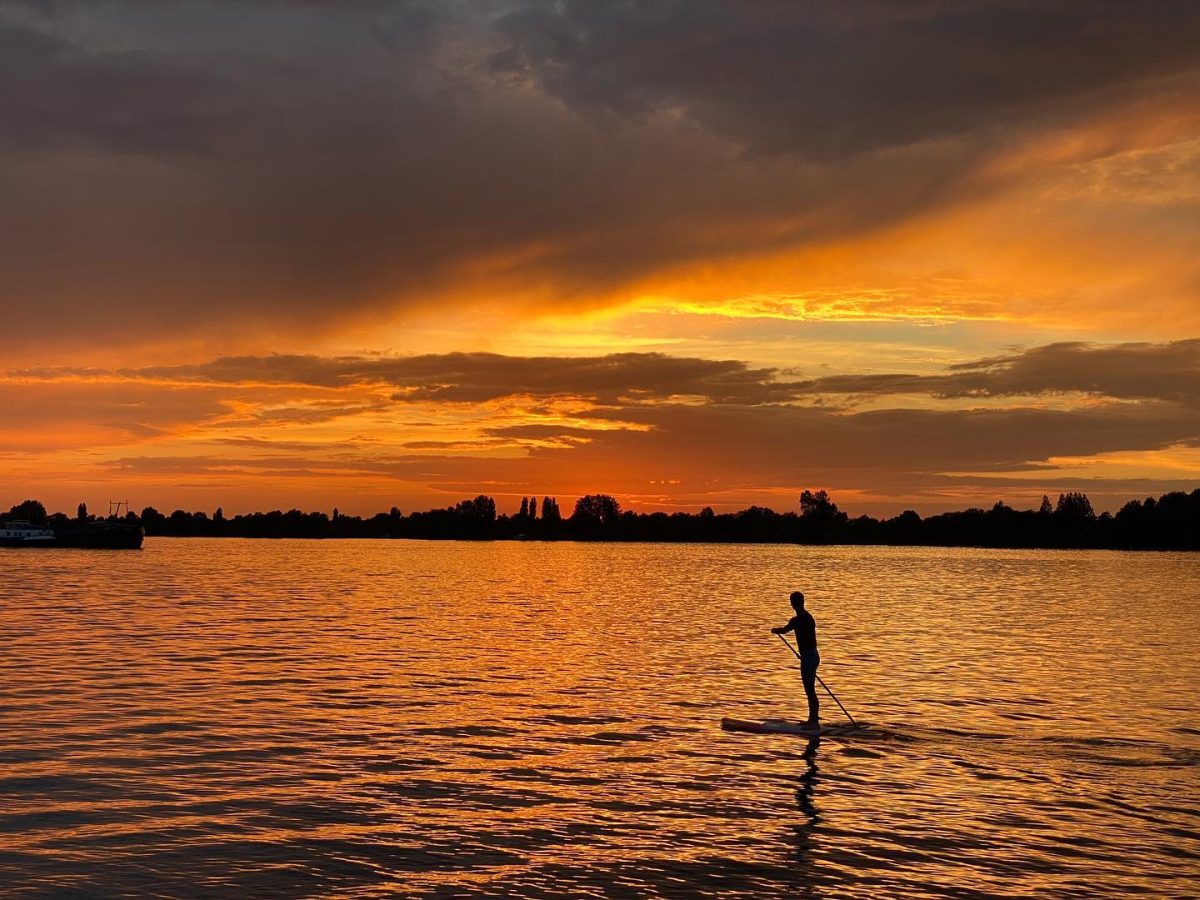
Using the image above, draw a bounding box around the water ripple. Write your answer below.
[1,541,1198,897]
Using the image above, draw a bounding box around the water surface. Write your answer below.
[1,541,1197,897]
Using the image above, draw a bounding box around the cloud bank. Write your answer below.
[2,0,1198,350]
[6,341,1199,513]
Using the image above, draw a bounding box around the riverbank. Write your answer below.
[6,488,1198,550]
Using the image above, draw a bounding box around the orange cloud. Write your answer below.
[4,343,1198,517]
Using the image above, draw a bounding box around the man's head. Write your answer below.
[790,591,805,612]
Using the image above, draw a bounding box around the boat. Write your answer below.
[0,521,58,547]
[0,518,144,549]
[54,520,145,549]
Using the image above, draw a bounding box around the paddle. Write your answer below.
[776,632,858,727]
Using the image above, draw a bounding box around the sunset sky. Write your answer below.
[4,0,1199,516]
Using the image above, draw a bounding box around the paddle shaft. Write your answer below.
[776,632,858,726]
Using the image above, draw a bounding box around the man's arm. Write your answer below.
[771,618,796,635]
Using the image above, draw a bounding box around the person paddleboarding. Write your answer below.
[772,591,820,728]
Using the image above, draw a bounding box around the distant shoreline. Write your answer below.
[6,488,1198,552]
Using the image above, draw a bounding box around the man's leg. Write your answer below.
[801,665,820,725]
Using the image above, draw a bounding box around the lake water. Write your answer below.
[1,540,1198,897]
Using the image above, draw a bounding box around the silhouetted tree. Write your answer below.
[519,497,529,519]
[885,509,923,544]
[1055,492,1095,521]
[455,495,497,522]
[572,494,621,527]
[529,497,538,519]
[77,502,88,521]
[140,506,166,532]
[798,489,849,542]
[7,500,47,525]
[799,490,831,517]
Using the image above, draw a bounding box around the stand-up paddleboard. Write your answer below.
[721,718,866,737]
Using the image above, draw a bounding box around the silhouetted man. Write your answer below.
[772,591,820,727]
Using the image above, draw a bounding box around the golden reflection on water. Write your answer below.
[1,541,1198,897]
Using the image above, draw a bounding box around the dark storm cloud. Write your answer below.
[1,1,448,157]
[2,0,785,339]
[943,340,1200,403]
[491,0,1200,158]
[792,339,1200,404]
[120,351,797,405]
[0,21,237,155]
[3,1,1196,347]
[19,339,1200,406]
[530,402,1199,481]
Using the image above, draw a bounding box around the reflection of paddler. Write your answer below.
[772,591,821,728]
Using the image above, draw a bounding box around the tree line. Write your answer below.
[4,488,1198,549]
